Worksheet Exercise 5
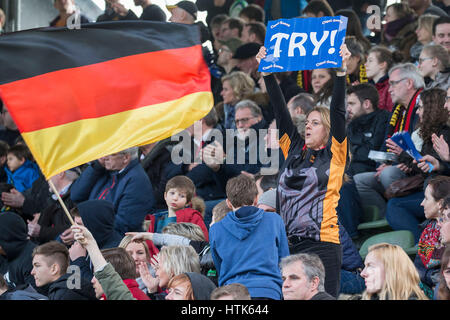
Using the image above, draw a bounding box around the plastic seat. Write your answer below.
[359,230,416,260]
[357,205,390,231]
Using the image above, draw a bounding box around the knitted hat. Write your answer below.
[257,188,277,210]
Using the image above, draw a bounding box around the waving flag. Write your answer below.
[0,21,213,178]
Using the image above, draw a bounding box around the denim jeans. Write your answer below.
[337,180,363,239]
[385,190,425,243]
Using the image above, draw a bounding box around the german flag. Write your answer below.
[0,21,213,179]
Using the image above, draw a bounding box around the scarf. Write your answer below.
[418,220,443,269]
[347,64,368,85]
[386,88,422,139]
[296,70,312,93]
[383,16,415,42]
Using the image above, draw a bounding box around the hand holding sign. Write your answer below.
[258,16,348,72]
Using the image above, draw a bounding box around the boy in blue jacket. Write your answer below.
[209,174,289,300]
[5,144,39,193]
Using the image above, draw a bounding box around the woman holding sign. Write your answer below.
[256,44,350,298]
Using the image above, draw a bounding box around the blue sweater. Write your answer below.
[209,206,289,300]
[6,160,40,193]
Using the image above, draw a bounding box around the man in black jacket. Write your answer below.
[346,83,390,177]
[0,211,37,290]
[31,241,96,300]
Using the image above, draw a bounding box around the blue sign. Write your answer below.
[258,16,348,72]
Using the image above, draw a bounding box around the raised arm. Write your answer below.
[256,47,302,159]
[330,44,350,143]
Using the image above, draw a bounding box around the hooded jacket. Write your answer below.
[46,273,97,300]
[0,212,37,289]
[77,200,123,250]
[5,159,40,193]
[209,206,289,300]
[185,272,217,300]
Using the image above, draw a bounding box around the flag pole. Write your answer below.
[48,179,75,226]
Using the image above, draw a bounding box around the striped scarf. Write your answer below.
[386,88,422,139]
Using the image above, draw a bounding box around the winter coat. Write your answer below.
[77,200,123,249]
[47,273,97,300]
[33,187,76,244]
[71,159,155,235]
[102,278,149,300]
[140,138,176,209]
[0,211,37,289]
[94,263,135,300]
[210,206,289,299]
[371,75,393,112]
[5,160,40,193]
[147,207,209,242]
[347,109,391,176]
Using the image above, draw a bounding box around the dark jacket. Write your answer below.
[71,159,155,235]
[141,138,176,209]
[21,172,53,220]
[0,211,37,289]
[33,186,76,244]
[0,284,48,300]
[96,8,138,22]
[78,200,123,249]
[347,109,390,176]
[49,14,90,27]
[46,273,97,300]
[310,291,336,300]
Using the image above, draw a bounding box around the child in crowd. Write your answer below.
[146,175,208,241]
[209,174,289,300]
[5,144,39,193]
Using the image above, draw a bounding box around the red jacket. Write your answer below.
[145,208,209,241]
[102,279,150,300]
[374,76,393,112]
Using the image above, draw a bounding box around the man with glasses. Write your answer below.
[71,146,155,236]
[353,63,425,217]
[217,37,243,75]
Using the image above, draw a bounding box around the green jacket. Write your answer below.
[94,263,136,300]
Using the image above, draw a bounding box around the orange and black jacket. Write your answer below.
[263,74,347,245]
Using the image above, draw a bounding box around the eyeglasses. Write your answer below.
[418,57,433,64]
[235,117,255,125]
[389,78,407,87]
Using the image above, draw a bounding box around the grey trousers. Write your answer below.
[353,166,407,216]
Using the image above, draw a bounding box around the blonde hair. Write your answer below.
[418,14,439,41]
[221,71,255,102]
[362,243,428,300]
[162,222,206,241]
[118,235,151,261]
[159,245,201,278]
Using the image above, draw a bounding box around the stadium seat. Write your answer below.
[359,230,416,260]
